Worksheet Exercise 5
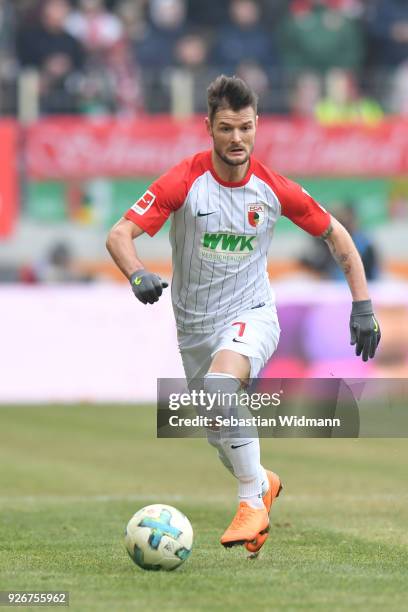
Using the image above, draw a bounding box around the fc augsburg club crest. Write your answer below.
[248,204,265,228]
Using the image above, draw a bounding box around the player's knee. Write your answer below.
[208,351,250,382]
[203,372,241,391]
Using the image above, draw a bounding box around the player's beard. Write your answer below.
[214,145,251,167]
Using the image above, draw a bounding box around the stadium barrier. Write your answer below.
[24,116,408,179]
[0,120,18,238]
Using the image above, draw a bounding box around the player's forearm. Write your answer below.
[106,224,144,280]
[322,217,370,301]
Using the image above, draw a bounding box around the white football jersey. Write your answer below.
[125,150,330,333]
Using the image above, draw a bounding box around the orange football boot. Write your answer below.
[245,471,282,555]
[220,501,269,548]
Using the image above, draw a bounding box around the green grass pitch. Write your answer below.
[0,405,407,611]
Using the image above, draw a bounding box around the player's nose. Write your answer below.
[231,129,242,143]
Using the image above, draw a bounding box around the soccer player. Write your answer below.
[106,75,381,555]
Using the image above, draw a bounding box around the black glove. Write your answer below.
[129,269,168,305]
[350,299,381,362]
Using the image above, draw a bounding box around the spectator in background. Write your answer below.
[34,242,93,284]
[0,0,16,114]
[187,0,228,28]
[116,0,146,43]
[258,0,289,26]
[279,0,363,75]
[236,60,270,98]
[61,0,144,116]
[14,0,44,25]
[322,0,365,18]
[389,62,408,115]
[65,0,123,55]
[0,0,14,57]
[290,71,322,117]
[175,31,208,70]
[211,0,279,74]
[173,30,210,113]
[135,0,188,68]
[76,69,114,114]
[133,0,189,112]
[300,202,380,281]
[105,38,144,115]
[17,0,83,71]
[17,0,85,114]
[68,0,144,116]
[77,38,144,116]
[365,0,408,68]
[315,68,383,125]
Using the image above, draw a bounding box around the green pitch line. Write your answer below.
[0,405,407,611]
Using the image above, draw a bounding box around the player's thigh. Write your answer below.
[212,306,280,378]
[208,349,250,381]
[178,331,214,383]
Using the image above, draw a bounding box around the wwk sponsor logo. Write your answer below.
[199,232,257,262]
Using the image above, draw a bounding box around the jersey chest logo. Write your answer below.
[199,232,257,263]
[248,204,265,227]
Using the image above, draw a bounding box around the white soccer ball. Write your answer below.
[124,504,193,571]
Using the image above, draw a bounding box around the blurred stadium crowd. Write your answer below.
[1,0,408,118]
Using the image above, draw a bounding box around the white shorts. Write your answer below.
[177,304,280,383]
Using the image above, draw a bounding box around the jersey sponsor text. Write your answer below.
[199,232,257,263]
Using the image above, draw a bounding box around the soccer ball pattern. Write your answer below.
[124,504,193,571]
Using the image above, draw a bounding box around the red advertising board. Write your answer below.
[0,120,18,237]
[24,116,408,180]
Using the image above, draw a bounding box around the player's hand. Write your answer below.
[349,299,381,362]
[129,269,168,305]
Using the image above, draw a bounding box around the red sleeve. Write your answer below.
[274,175,331,237]
[124,152,209,236]
[252,160,331,237]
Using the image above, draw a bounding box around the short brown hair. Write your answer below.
[207,75,258,124]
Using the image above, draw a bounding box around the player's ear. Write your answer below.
[205,117,213,137]
[255,115,259,128]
